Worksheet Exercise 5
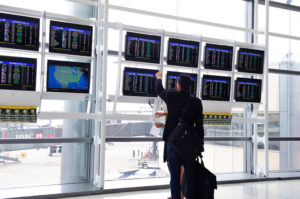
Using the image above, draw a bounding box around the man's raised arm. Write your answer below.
[155,71,168,103]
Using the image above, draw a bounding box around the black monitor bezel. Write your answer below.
[0,12,40,51]
[203,43,233,71]
[124,32,161,64]
[123,67,158,97]
[234,77,262,103]
[47,60,91,93]
[201,74,231,101]
[166,71,198,96]
[0,55,37,91]
[49,20,93,57]
[237,48,264,74]
[167,38,199,68]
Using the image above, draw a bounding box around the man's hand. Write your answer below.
[155,112,167,118]
[154,122,165,128]
[156,71,162,79]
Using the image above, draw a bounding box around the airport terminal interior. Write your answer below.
[1,0,300,198]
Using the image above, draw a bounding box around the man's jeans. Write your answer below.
[166,142,196,199]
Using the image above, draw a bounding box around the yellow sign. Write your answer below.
[0,106,37,123]
[203,112,232,125]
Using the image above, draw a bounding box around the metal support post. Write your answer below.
[40,11,47,102]
[264,0,270,177]
[93,0,102,188]
[254,0,259,43]
[113,23,124,114]
[99,0,109,188]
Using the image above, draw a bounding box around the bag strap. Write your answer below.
[178,96,192,124]
[196,154,204,166]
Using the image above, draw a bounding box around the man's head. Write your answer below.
[176,74,192,92]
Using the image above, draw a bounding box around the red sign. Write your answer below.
[35,133,43,139]
[2,131,7,139]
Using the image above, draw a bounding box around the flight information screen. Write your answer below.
[167,38,199,68]
[123,67,158,97]
[166,71,197,96]
[0,56,36,91]
[125,32,161,64]
[0,13,40,51]
[49,20,93,56]
[237,48,264,74]
[235,78,262,103]
[204,43,233,71]
[47,60,90,93]
[201,75,231,101]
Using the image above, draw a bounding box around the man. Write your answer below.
[155,71,204,199]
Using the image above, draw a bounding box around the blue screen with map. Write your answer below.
[47,60,90,93]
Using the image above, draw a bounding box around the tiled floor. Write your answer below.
[67,180,300,199]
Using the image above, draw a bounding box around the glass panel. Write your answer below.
[269,37,300,71]
[269,7,290,35]
[268,73,300,138]
[262,6,300,37]
[205,120,245,137]
[258,5,266,32]
[106,119,246,138]
[204,141,245,173]
[106,121,155,137]
[257,141,265,172]
[0,119,92,139]
[259,4,300,39]
[178,0,246,28]
[105,141,245,182]
[109,10,178,32]
[110,0,178,15]
[105,142,168,181]
[270,0,300,7]
[178,22,245,42]
[110,0,246,29]
[0,0,94,18]
[269,141,300,171]
[40,100,93,113]
[0,143,89,188]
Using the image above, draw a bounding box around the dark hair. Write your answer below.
[178,74,192,91]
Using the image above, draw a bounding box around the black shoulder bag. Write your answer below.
[168,97,201,161]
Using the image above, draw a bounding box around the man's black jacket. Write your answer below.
[155,78,204,153]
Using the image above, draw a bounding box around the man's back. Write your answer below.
[155,79,204,146]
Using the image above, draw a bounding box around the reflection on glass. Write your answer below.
[0,143,89,188]
[269,141,300,171]
[0,119,91,139]
[204,141,244,173]
[104,141,245,182]
[105,142,168,181]
[106,121,154,137]
[204,112,245,137]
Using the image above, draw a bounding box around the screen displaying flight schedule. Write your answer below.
[201,75,231,101]
[237,48,264,74]
[123,67,158,97]
[235,78,262,103]
[125,32,161,64]
[204,43,233,71]
[0,56,36,91]
[47,60,90,93]
[167,38,199,68]
[166,71,197,96]
[0,13,40,51]
[49,20,93,56]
